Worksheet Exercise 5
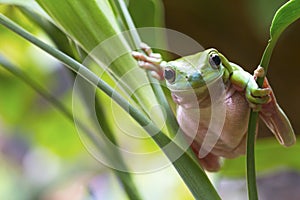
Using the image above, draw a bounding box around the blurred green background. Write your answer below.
[0,0,299,199]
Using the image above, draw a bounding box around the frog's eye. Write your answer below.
[164,68,176,83]
[209,53,221,69]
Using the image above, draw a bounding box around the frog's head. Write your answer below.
[163,48,225,92]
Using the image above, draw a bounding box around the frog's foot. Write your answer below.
[253,65,265,79]
[199,153,222,172]
[246,66,272,110]
[246,78,271,111]
[140,42,162,60]
[132,43,164,80]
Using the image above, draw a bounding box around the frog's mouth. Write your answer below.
[168,72,225,108]
[167,68,224,93]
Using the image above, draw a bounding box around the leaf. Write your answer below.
[35,0,163,121]
[128,0,165,46]
[245,0,287,37]
[259,0,300,70]
[270,0,300,40]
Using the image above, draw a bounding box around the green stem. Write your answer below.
[246,111,259,200]
[246,34,278,200]
[257,38,278,86]
[0,14,220,199]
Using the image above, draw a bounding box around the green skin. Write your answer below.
[132,45,296,171]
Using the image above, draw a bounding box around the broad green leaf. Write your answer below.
[19,7,75,57]
[270,0,300,40]
[35,0,119,51]
[245,0,287,37]
[128,0,165,46]
[128,0,164,27]
[35,0,163,123]
[259,0,300,69]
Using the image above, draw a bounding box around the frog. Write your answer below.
[132,43,296,172]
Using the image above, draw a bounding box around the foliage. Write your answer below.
[0,0,300,199]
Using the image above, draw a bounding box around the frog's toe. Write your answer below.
[246,89,271,105]
[140,42,152,55]
[150,71,164,80]
[253,66,265,79]
[251,87,271,97]
[132,51,161,65]
[138,61,159,72]
[132,51,144,60]
[140,42,162,59]
[249,103,262,112]
[150,52,162,59]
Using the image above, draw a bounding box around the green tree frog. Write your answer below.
[132,43,296,171]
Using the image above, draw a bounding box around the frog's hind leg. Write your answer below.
[191,140,222,171]
[198,153,221,172]
[254,66,296,146]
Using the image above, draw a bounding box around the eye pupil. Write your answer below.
[209,53,222,69]
[164,68,175,83]
[211,54,221,66]
[164,70,173,79]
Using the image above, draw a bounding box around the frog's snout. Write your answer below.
[187,72,202,81]
[187,72,204,88]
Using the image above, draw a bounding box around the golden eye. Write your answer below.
[164,68,176,83]
[209,53,221,69]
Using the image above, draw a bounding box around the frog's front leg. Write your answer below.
[132,43,165,80]
[228,65,271,110]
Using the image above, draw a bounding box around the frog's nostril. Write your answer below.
[187,72,204,88]
[188,72,203,82]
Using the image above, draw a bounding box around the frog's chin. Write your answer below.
[170,88,211,109]
[168,74,224,108]
[168,72,223,94]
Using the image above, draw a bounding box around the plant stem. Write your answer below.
[246,31,278,200]
[246,111,259,200]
